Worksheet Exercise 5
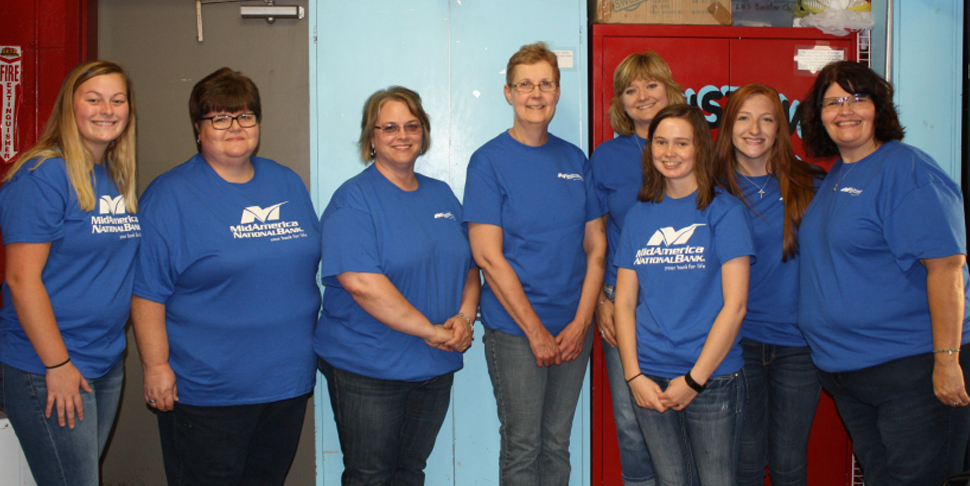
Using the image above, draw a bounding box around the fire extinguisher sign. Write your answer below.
[0,46,23,165]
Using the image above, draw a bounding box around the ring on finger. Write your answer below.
[149,399,157,404]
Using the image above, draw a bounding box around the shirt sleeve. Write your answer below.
[320,187,382,285]
[614,210,637,270]
[884,179,966,271]
[0,163,69,244]
[589,149,610,219]
[713,202,757,265]
[132,186,181,303]
[583,152,606,222]
[462,153,504,227]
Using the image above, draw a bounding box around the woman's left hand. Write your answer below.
[556,321,588,362]
[658,376,699,411]
[444,315,474,353]
[933,358,970,407]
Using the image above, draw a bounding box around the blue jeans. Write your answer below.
[632,371,744,486]
[2,361,123,486]
[319,358,453,486]
[157,393,309,486]
[484,326,592,486]
[818,348,970,486]
[603,284,656,486]
[737,339,820,486]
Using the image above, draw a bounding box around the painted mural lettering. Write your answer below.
[685,84,802,138]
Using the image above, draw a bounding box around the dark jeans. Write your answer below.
[319,357,453,486]
[818,348,970,486]
[737,339,820,486]
[157,394,309,486]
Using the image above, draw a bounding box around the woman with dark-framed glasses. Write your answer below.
[130,67,321,486]
[796,60,970,485]
[316,86,479,485]
[463,42,606,485]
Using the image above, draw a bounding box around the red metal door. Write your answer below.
[591,23,858,486]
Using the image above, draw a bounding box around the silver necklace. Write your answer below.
[833,162,859,192]
[633,134,644,153]
[739,172,771,199]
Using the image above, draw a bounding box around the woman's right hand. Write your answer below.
[45,362,92,428]
[423,324,456,352]
[143,363,179,412]
[527,327,563,367]
[595,298,617,347]
[628,374,667,412]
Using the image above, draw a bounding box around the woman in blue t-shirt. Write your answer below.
[316,86,479,485]
[131,68,321,486]
[614,104,754,486]
[713,83,826,486]
[591,51,684,486]
[0,61,139,486]
[796,61,970,485]
[463,42,607,485]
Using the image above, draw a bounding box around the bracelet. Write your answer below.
[625,373,644,384]
[934,348,961,355]
[45,357,71,370]
[458,312,474,326]
[684,371,706,394]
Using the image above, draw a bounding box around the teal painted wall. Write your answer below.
[309,1,589,484]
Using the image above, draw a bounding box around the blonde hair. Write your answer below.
[608,52,684,137]
[5,61,138,213]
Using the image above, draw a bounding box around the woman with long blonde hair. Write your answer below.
[0,60,139,486]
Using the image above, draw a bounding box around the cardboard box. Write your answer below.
[732,0,796,26]
[592,0,733,25]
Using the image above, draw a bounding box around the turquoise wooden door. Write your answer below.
[309,1,590,484]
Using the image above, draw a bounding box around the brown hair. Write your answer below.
[608,52,685,136]
[189,67,262,152]
[358,86,431,163]
[797,61,904,158]
[714,84,825,261]
[639,105,716,210]
[506,42,560,86]
[6,60,138,213]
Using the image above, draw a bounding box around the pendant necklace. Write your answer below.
[739,173,771,199]
[633,134,644,154]
[833,162,859,192]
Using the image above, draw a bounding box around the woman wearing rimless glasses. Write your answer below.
[131,67,321,486]
[316,86,479,485]
[796,61,970,485]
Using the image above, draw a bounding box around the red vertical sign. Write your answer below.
[0,46,24,165]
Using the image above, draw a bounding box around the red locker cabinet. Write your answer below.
[591,24,859,486]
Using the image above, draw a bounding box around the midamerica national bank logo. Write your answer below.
[634,224,706,269]
[91,195,140,237]
[229,202,306,241]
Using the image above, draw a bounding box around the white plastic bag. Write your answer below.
[795,0,874,36]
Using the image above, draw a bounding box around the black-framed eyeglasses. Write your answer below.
[509,81,558,93]
[820,94,872,111]
[200,113,259,130]
[374,122,422,135]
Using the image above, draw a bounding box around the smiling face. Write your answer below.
[196,109,260,167]
[73,73,129,161]
[505,61,560,130]
[622,78,668,134]
[652,117,697,193]
[732,94,778,172]
[821,82,877,161]
[371,99,423,171]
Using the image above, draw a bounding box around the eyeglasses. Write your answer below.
[374,122,422,135]
[820,94,872,111]
[509,81,558,93]
[199,113,258,130]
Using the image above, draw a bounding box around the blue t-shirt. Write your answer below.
[591,134,646,287]
[0,159,140,377]
[316,164,473,382]
[615,190,755,379]
[463,131,605,336]
[799,141,970,373]
[133,154,321,406]
[737,174,807,347]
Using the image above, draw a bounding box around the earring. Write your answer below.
[370,146,375,157]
